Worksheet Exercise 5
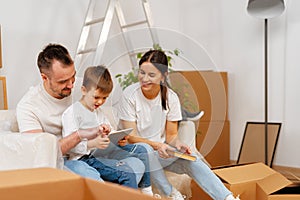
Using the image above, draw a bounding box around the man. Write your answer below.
[16,43,144,183]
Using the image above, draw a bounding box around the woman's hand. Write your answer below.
[118,135,129,146]
[174,139,192,154]
[157,142,176,159]
[88,135,110,149]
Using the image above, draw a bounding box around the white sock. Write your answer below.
[225,194,235,200]
[225,194,240,200]
[141,186,154,196]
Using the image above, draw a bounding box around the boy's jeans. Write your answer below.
[64,159,103,182]
[79,155,138,188]
[92,143,151,188]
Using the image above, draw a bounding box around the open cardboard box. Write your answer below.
[191,162,300,200]
[0,167,159,200]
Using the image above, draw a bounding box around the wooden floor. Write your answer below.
[273,165,300,185]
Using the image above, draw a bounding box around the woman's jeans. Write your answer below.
[79,155,138,188]
[134,143,232,200]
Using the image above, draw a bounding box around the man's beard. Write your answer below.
[58,88,72,98]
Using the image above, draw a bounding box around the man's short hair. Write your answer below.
[37,43,73,74]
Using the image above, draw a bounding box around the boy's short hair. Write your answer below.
[82,65,113,94]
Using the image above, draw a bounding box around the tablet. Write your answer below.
[108,128,133,144]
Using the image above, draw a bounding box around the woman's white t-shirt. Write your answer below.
[118,83,182,143]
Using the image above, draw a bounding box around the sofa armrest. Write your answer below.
[0,132,63,170]
[178,121,211,168]
[0,110,19,132]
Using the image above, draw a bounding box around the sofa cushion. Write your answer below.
[0,110,19,132]
[0,132,62,170]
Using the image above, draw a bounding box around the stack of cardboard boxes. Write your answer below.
[169,71,300,199]
[169,70,230,167]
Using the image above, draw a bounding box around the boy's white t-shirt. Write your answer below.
[62,101,111,160]
[16,83,72,137]
[118,83,182,143]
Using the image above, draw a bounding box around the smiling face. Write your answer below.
[80,86,109,111]
[138,62,165,98]
[41,59,76,99]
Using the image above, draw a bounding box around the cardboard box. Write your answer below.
[169,71,230,167]
[190,163,300,200]
[169,71,228,121]
[0,168,159,200]
[196,120,230,167]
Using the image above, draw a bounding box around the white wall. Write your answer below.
[0,0,299,167]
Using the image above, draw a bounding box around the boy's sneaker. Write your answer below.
[168,188,185,200]
[141,186,153,196]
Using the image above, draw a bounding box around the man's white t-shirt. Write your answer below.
[61,101,111,160]
[118,83,182,143]
[16,83,72,138]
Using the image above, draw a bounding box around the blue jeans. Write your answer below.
[92,143,150,188]
[136,143,232,200]
[64,159,103,182]
[79,155,138,189]
[118,144,151,188]
[94,143,151,188]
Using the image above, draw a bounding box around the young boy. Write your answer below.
[61,65,153,194]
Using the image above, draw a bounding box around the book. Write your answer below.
[108,128,133,144]
[167,150,197,161]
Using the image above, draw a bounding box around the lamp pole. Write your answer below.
[247,0,285,166]
[264,18,268,165]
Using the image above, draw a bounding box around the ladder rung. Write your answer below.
[121,20,147,29]
[129,52,137,56]
[77,48,97,55]
[85,17,105,26]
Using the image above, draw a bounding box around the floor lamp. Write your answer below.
[246,0,285,165]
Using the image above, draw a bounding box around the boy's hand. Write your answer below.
[77,126,102,140]
[88,135,110,149]
[99,124,111,137]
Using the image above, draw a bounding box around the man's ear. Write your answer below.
[41,73,47,81]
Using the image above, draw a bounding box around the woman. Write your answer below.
[118,49,240,200]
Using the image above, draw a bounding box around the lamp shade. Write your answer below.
[247,0,285,19]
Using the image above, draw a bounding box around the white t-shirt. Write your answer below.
[118,83,182,143]
[16,83,72,137]
[62,101,111,160]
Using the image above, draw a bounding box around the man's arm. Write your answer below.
[23,129,81,155]
[24,128,102,155]
[59,132,81,155]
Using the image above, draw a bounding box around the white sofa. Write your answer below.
[0,108,206,199]
[0,109,63,170]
